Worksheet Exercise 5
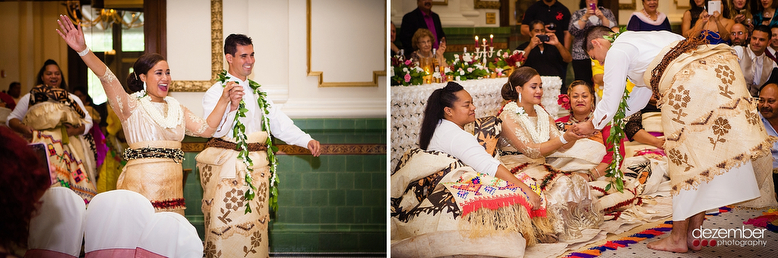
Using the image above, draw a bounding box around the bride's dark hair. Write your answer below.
[419,82,464,150]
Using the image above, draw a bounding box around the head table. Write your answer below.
[390,76,564,169]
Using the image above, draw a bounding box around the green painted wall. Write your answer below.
[181,118,386,254]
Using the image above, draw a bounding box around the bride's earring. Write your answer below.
[519,92,522,103]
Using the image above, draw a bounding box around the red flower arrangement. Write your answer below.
[557,94,570,110]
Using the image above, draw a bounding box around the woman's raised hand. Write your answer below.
[222,82,245,112]
[56,15,87,53]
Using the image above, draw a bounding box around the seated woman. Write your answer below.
[682,0,733,44]
[391,82,554,254]
[410,28,446,70]
[497,67,602,240]
[624,96,665,154]
[554,80,623,181]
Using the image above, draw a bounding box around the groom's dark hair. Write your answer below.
[584,25,613,52]
[224,34,253,56]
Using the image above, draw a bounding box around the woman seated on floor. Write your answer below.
[391,82,555,252]
[497,67,603,241]
[554,80,624,181]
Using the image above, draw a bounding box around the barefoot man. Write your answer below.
[575,25,777,252]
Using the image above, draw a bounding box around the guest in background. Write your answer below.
[410,28,447,68]
[627,0,672,31]
[400,0,445,59]
[96,107,126,193]
[769,24,778,60]
[753,0,778,27]
[72,87,106,184]
[569,0,617,86]
[682,0,733,44]
[391,22,401,57]
[0,90,15,110]
[521,0,572,50]
[733,25,777,96]
[518,20,572,88]
[0,126,52,258]
[728,0,753,29]
[758,83,778,200]
[730,22,750,46]
[624,95,665,149]
[6,59,97,203]
[8,82,21,105]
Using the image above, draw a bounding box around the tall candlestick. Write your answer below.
[482,38,487,48]
[475,36,479,48]
[463,47,467,54]
[490,34,494,47]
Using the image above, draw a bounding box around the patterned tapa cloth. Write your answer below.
[24,100,97,203]
[644,43,777,198]
[196,132,270,258]
[117,140,186,214]
[391,148,552,247]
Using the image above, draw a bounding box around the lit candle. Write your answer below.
[490,34,494,47]
[482,38,486,48]
[475,36,479,48]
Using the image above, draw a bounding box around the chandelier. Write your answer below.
[62,1,144,30]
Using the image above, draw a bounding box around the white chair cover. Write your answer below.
[136,212,203,258]
[84,190,155,258]
[25,187,86,258]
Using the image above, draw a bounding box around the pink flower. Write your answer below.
[467,67,474,73]
[405,60,412,66]
[404,73,411,82]
[557,94,571,110]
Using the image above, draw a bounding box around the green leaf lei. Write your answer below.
[604,87,630,193]
[600,26,630,192]
[602,26,627,43]
[217,70,279,214]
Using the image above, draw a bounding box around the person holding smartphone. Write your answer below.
[517,20,572,84]
[682,0,734,44]
[569,0,618,86]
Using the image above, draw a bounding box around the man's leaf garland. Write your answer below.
[604,86,629,193]
[217,70,279,214]
[601,26,630,193]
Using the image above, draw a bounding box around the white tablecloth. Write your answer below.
[390,77,563,169]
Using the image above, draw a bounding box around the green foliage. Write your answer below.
[604,86,630,192]
[218,70,279,214]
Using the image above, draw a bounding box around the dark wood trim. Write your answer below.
[500,0,509,26]
[144,0,167,56]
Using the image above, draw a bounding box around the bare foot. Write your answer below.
[686,213,705,251]
[687,230,701,251]
[647,235,688,253]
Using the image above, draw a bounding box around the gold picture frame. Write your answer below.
[619,0,637,10]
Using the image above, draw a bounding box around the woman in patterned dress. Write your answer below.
[7,59,97,203]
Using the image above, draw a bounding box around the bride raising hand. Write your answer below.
[56,15,242,214]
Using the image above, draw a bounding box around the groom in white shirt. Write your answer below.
[197,33,320,257]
